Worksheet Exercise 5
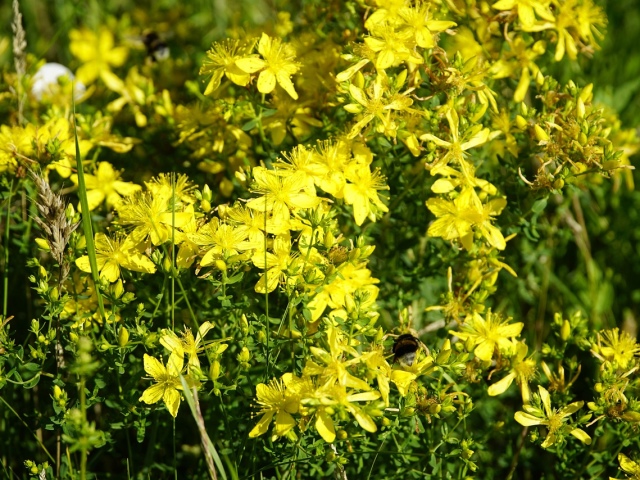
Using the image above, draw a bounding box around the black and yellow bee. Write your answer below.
[393,333,421,367]
[141,30,169,63]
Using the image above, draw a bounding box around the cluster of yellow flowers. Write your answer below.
[3,0,640,470]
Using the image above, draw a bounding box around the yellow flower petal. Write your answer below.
[315,410,336,442]
[249,411,274,438]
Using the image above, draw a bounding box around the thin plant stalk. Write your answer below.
[72,92,106,324]
[3,179,14,318]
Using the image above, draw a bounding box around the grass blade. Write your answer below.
[72,90,106,324]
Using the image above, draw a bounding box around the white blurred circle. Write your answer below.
[31,62,86,100]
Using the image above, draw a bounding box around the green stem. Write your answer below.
[0,395,55,463]
[72,95,106,325]
[3,178,14,318]
[80,376,87,480]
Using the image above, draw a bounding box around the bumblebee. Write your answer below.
[393,333,421,367]
[142,30,169,63]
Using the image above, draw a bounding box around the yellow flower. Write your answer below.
[488,341,537,403]
[272,145,328,190]
[251,233,296,293]
[311,384,380,442]
[612,453,640,480]
[160,322,214,373]
[344,159,389,226]
[594,328,640,371]
[514,385,591,448]
[189,219,250,267]
[420,108,490,177]
[491,0,555,31]
[426,187,507,250]
[104,67,154,128]
[246,167,320,225]
[236,33,300,99]
[139,354,183,418]
[69,27,128,85]
[71,162,141,211]
[364,23,422,69]
[451,310,523,362]
[36,117,93,178]
[75,233,156,283]
[117,191,193,246]
[303,325,371,391]
[249,374,303,439]
[145,173,196,206]
[344,76,413,139]
[306,262,379,321]
[0,123,35,174]
[397,3,456,49]
[200,39,256,95]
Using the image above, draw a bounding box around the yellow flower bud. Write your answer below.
[113,280,124,299]
[209,360,221,381]
[237,346,251,363]
[576,98,585,119]
[240,314,249,336]
[560,319,571,341]
[69,332,79,343]
[201,199,212,213]
[436,348,451,364]
[162,256,172,273]
[553,178,565,190]
[35,238,50,251]
[53,385,63,399]
[202,184,212,201]
[214,259,227,271]
[534,124,549,142]
[118,326,129,347]
[579,83,593,103]
[39,266,47,278]
[515,115,528,130]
